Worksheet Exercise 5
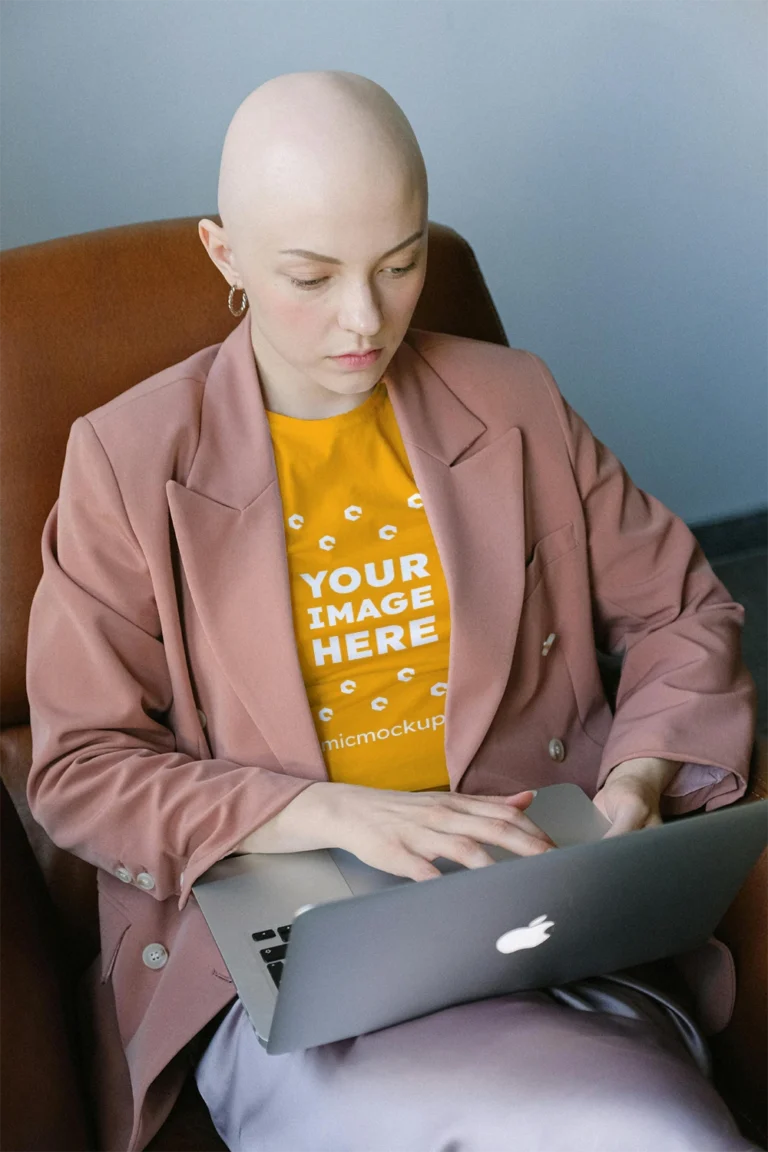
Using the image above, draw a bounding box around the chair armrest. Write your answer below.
[710,737,768,1148]
[0,778,93,1151]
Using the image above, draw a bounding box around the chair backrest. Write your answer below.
[0,216,509,963]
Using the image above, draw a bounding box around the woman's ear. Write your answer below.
[198,218,239,285]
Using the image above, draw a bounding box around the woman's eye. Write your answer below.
[386,261,416,276]
[287,276,324,290]
[291,260,416,290]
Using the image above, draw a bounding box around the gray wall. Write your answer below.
[2,0,765,524]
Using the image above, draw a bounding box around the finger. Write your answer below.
[427,813,553,858]
[419,833,499,871]
[487,805,556,847]
[391,848,443,882]
[503,789,537,810]
[469,790,536,810]
[442,795,554,845]
[438,806,555,848]
[602,798,650,838]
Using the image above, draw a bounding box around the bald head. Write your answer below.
[200,72,429,418]
[217,70,428,248]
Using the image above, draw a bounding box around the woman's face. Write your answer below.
[229,164,428,414]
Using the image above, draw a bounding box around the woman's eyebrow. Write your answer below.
[278,230,424,265]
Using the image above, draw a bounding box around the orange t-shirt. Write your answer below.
[266,378,451,791]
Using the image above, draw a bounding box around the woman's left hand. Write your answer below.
[593,757,680,838]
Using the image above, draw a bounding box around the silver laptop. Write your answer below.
[193,784,767,1055]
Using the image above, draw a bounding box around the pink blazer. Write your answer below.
[26,319,756,1150]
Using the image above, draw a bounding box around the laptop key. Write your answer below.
[260,944,287,962]
[277,925,291,942]
[267,961,283,988]
[252,929,277,942]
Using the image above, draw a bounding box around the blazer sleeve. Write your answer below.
[526,354,757,814]
[26,416,316,909]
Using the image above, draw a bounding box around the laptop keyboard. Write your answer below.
[251,924,292,987]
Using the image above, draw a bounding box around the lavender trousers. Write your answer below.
[195,973,754,1152]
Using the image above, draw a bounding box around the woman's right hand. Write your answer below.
[235,781,555,880]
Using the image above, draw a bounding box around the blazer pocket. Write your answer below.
[523,522,578,602]
[98,889,131,983]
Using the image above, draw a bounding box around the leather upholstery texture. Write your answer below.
[0,778,92,1151]
[0,217,764,1151]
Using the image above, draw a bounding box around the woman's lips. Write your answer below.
[330,348,382,369]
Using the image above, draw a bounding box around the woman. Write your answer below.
[26,70,757,1151]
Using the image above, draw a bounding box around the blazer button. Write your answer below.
[541,632,557,657]
[114,865,133,884]
[142,943,168,970]
[136,871,155,891]
[197,709,207,729]
[548,737,566,763]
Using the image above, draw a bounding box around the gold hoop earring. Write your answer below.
[228,284,248,317]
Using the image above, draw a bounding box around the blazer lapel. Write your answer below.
[385,340,526,789]
[166,319,328,781]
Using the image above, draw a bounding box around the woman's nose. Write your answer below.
[337,283,383,334]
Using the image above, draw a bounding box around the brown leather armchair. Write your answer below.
[1,218,765,1151]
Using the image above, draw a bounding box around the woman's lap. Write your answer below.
[195,987,753,1152]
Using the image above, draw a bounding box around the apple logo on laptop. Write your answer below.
[495,914,555,954]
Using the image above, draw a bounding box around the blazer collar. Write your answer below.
[167,318,525,790]
[183,316,488,507]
